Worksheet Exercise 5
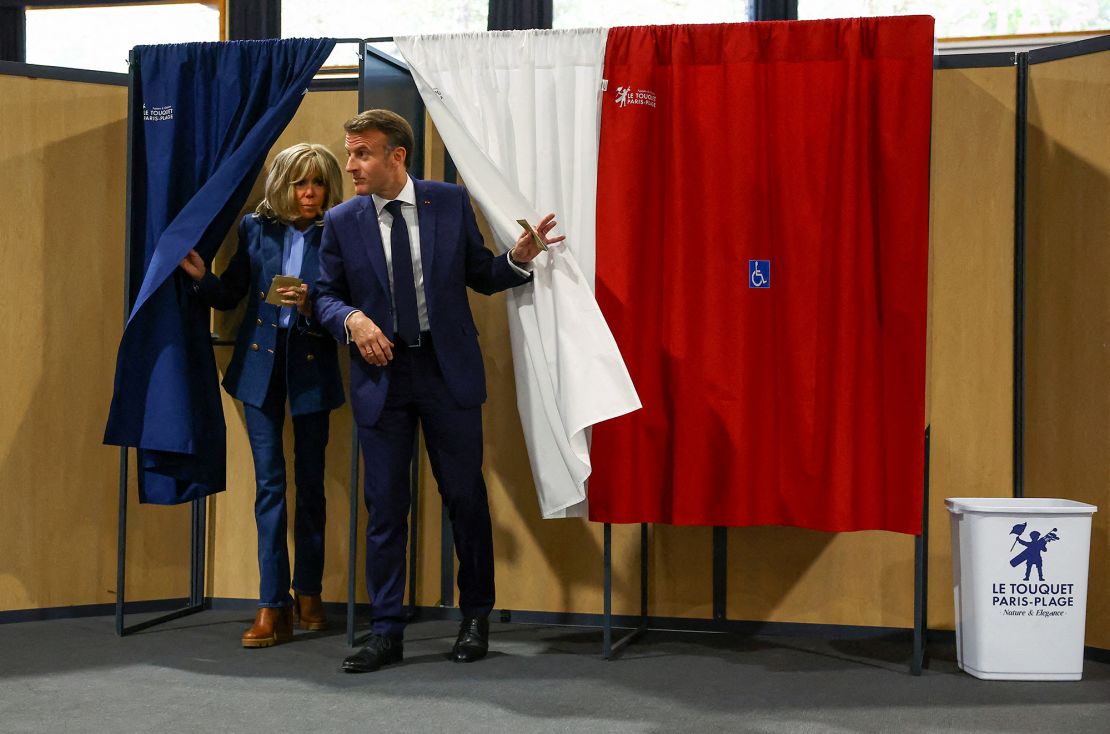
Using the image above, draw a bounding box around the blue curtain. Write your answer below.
[104,39,335,505]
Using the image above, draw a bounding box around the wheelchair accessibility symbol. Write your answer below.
[749,260,770,289]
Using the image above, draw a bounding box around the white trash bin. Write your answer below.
[946,497,1097,681]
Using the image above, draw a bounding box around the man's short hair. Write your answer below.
[344,109,415,170]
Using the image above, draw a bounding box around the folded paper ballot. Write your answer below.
[516,219,547,251]
[265,275,304,305]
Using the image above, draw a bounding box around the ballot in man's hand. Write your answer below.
[511,213,566,263]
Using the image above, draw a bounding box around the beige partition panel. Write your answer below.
[1027,49,1110,650]
[925,65,1017,629]
[0,75,192,612]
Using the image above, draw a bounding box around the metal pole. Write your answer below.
[912,426,932,675]
[407,436,420,615]
[190,498,206,607]
[640,523,648,620]
[115,49,137,638]
[713,527,728,622]
[601,522,649,659]
[1013,52,1027,500]
[115,447,128,636]
[347,416,359,647]
[602,522,612,658]
[440,507,454,607]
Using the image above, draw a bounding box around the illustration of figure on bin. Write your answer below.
[1008,523,1060,581]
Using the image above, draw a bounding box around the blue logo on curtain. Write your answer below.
[142,103,174,122]
[749,260,770,288]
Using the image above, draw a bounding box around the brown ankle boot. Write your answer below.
[293,592,329,631]
[241,607,293,648]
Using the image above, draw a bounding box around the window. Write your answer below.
[798,1,1110,39]
[283,0,489,68]
[554,0,752,28]
[25,3,221,73]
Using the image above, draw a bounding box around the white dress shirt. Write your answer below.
[372,177,430,333]
[343,177,529,340]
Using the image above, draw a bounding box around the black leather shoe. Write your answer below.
[451,617,489,663]
[342,634,403,673]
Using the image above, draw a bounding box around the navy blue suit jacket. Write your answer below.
[194,214,345,415]
[314,178,530,428]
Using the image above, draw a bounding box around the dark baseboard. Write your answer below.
[4,597,1107,663]
[0,598,188,624]
[1085,645,1110,664]
[202,599,921,639]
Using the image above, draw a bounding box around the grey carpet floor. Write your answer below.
[2,611,1109,733]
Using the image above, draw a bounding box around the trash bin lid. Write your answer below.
[945,497,1097,515]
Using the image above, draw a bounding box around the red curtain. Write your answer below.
[591,17,934,533]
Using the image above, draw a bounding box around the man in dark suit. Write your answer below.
[314,109,563,672]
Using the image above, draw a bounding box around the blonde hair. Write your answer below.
[255,143,343,223]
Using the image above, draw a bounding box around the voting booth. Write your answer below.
[5,28,1110,676]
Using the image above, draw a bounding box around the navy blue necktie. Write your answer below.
[385,200,420,344]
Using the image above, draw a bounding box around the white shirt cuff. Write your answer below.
[342,309,362,344]
[507,250,532,276]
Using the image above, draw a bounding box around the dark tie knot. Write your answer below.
[384,200,405,219]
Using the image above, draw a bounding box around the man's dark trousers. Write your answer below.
[358,333,494,638]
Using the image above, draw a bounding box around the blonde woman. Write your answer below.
[179,144,345,647]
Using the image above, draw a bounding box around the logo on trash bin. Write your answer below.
[1008,522,1060,581]
[991,523,1075,617]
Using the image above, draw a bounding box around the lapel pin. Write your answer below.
[423,200,431,205]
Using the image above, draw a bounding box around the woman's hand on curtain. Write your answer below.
[179,249,206,281]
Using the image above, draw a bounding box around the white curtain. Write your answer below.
[396,29,641,518]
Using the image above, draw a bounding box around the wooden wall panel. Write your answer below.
[1026,50,1110,650]
[0,75,191,612]
[924,65,1017,630]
